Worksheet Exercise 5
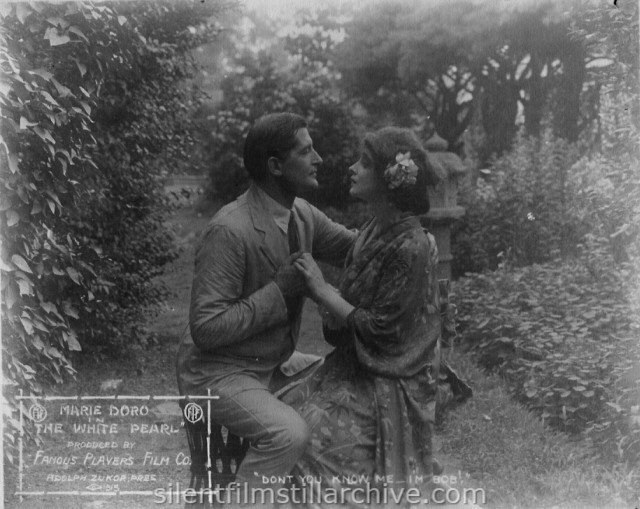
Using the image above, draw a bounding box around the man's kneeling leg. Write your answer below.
[211,383,309,495]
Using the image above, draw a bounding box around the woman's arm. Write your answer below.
[306,202,357,267]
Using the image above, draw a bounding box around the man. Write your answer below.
[176,113,355,492]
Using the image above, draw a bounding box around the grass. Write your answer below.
[437,349,639,508]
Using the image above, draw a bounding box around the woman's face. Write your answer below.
[349,150,383,202]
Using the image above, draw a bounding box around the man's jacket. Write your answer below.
[176,183,355,396]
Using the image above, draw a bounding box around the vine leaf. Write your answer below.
[44,27,71,47]
[16,3,32,24]
[11,254,32,273]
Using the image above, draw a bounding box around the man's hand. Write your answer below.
[274,251,306,298]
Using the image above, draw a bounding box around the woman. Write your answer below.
[284,127,445,505]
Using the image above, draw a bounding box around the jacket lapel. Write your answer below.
[247,184,287,271]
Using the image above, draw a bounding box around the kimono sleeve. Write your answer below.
[348,246,426,351]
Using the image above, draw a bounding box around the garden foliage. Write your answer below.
[452,132,582,275]
[335,1,598,161]
[451,3,639,465]
[0,1,222,462]
[451,128,639,465]
[454,252,640,463]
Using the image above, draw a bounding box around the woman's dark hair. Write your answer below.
[363,127,442,215]
[243,113,308,181]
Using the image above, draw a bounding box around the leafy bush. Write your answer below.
[454,249,640,464]
[1,0,223,463]
[452,131,583,275]
[1,6,113,458]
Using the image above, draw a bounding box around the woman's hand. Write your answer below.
[293,252,329,302]
[295,252,356,322]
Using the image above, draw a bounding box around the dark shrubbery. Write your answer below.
[0,1,223,462]
[451,132,583,276]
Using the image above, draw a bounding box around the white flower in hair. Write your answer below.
[384,151,419,190]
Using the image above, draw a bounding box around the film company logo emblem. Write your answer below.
[183,403,203,424]
[28,403,48,423]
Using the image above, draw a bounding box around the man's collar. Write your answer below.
[249,182,291,233]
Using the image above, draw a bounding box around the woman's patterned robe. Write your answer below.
[282,214,442,506]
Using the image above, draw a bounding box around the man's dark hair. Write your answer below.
[243,113,308,181]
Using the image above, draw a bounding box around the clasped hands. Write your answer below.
[274,251,327,302]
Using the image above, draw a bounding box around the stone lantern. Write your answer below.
[420,133,467,279]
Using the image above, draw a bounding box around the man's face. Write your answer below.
[277,128,322,194]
